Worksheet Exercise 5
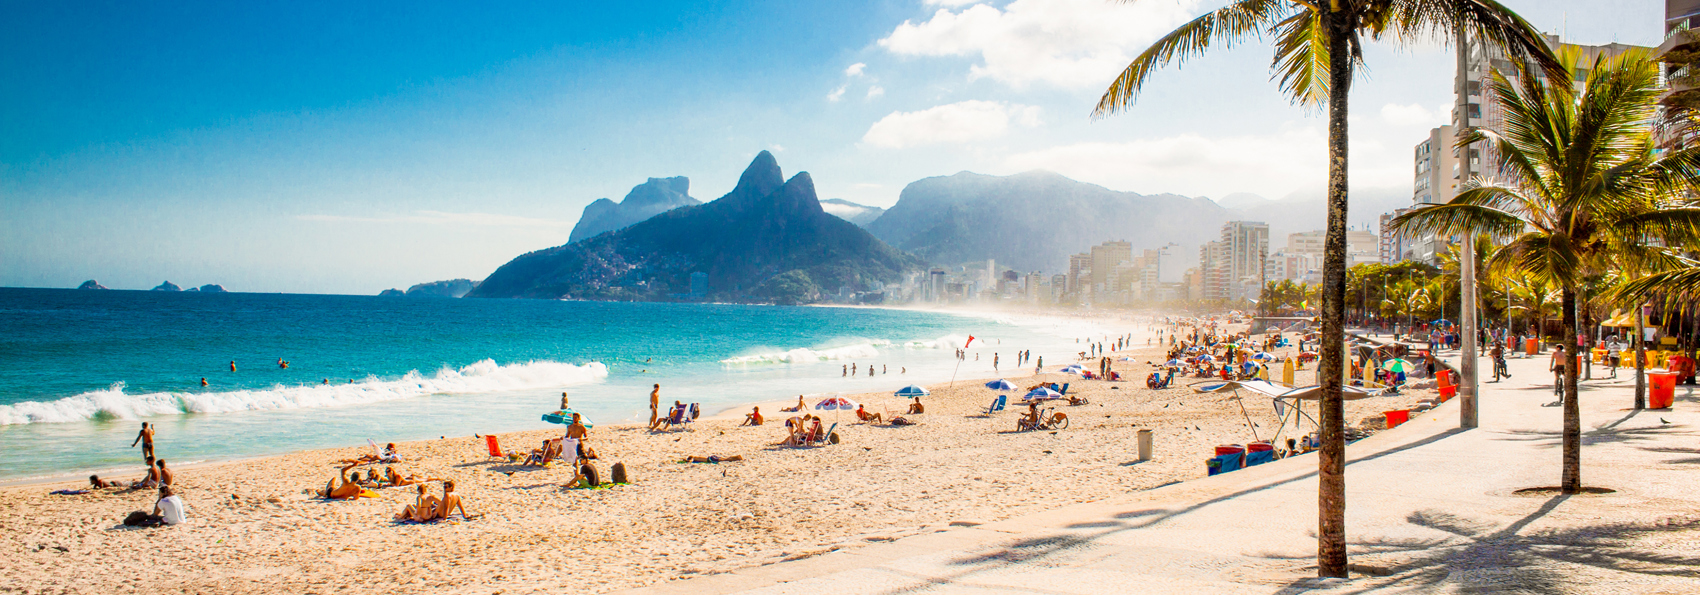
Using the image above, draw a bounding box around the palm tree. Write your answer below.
[1393,49,1700,494]
[1094,1,1559,574]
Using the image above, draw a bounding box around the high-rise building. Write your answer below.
[1090,241,1133,298]
[1660,2,1700,149]
[1221,221,1269,301]
[1067,252,1092,296]
[1379,208,1414,263]
[1156,243,1187,283]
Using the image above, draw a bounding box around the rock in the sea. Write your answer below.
[378,288,406,297]
[404,279,475,298]
[151,281,182,292]
[77,280,108,290]
[196,284,227,293]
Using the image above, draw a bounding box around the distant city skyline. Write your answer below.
[1,0,1663,294]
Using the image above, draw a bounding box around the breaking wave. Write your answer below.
[0,359,608,425]
[719,335,968,366]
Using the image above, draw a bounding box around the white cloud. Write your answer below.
[296,211,564,227]
[925,0,982,6]
[827,85,847,102]
[770,144,786,152]
[1380,103,1449,128]
[1003,127,1411,198]
[845,62,867,77]
[862,100,1041,149]
[866,85,886,100]
[878,0,1201,88]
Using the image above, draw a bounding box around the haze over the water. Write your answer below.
[0,0,1661,294]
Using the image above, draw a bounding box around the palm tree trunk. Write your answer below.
[1561,288,1582,493]
[1315,7,1352,579]
[1635,305,1647,409]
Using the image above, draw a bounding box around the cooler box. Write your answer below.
[1384,410,1410,429]
[1649,372,1678,409]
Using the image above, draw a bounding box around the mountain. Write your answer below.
[567,176,700,243]
[405,279,475,298]
[77,280,108,290]
[378,288,406,297]
[819,199,886,228]
[194,284,227,293]
[470,151,925,303]
[151,281,181,292]
[864,170,1230,272]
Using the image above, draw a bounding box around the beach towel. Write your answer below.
[1206,452,1243,476]
[49,489,89,496]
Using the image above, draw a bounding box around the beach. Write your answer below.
[1,326,1439,594]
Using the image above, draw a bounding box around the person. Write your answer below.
[396,483,438,523]
[1550,344,1568,398]
[200,377,208,387]
[742,406,764,426]
[131,456,160,489]
[321,463,363,500]
[648,384,661,429]
[993,353,1000,371]
[842,365,847,377]
[523,439,561,466]
[906,397,924,415]
[559,391,570,411]
[683,454,744,463]
[383,466,438,487]
[89,475,120,489]
[126,485,187,527]
[155,459,173,487]
[278,358,288,369]
[131,422,155,462]
[230,360,237,372]
[1020,402,1041,430]
[565,412,591,462]
[1607,341,1621,379]
[781,395,805,413]
[855,404,882,423]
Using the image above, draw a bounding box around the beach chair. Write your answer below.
[658,404,688,430]
[1059,383,1070,395]
[809,422,839,446]
[485,435,504,458]
[367,439,400,463]
[986,394,1007,414]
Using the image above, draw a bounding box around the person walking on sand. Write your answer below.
[131,422,155,462]
[648,384,660,430]
[994,353,999,371]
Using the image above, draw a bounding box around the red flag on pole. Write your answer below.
[964,335,976,349]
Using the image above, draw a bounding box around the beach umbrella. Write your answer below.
[984,379,1018,391]
[1023,387,1062,401]
[814,395,858,423]
[1382,358,1415,374]
[1432,319,1453,326]
[1251,352,1277,362]
[1196,354,1216,363]
[1058,364,1085,375]
[1163,359,1185,368]
[540,409,594,429]
[895,385,930,398]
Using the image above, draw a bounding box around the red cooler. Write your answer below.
[1247,441,1274,453]
[1650,372,1678,409]
[1215,444,1245,456]
[1384,410,1410,429]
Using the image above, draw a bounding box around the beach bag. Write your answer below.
[123,511,150,526]
[580,463,601,487]
[827,432,840,445]
[610,462,628,484]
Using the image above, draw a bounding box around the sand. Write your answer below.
[1,326,1438,594]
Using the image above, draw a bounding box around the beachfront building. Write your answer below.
[1659,1,1700,150]
[1156,243,1187,283]
[1090,241,1132,301]
[1379,208,1415,264]
[1198,221,1268,302]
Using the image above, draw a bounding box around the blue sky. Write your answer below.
[0,0,1665,294]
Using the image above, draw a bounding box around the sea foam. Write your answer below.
[0,359,608,425]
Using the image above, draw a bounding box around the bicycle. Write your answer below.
[1016,407,1069,431]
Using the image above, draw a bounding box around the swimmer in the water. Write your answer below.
[200,378,208,387]
[322,379,328,385]
[278,358,288,369]
[230,360,237,372]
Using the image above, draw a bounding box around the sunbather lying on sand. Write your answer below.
[780,395,805,413]
[683,455,744,463]
[382,466,440,487]
[89,475,122,489]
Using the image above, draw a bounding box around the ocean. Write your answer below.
[0,288,1126,482]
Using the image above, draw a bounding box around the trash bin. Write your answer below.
[1525,336,1539,356]
[1650,372,1678,409]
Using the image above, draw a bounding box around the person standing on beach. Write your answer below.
[993,353,999,371]
[131,422,155,462]
[566,413,590,463]
[842,365,847,377]
[648,384,660,430]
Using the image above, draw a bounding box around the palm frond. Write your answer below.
[1094,0,1289,117]
[1389,201,1525,240]
[1271,9,1330,105]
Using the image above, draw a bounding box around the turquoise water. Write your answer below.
[0,288,1105,481]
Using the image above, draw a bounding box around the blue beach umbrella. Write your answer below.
[895,385,930,398]
[984,379,1018,391]
[541,410,594,428]
[1251,352,1277,362]
[1024,387,1062,400]
[1163,359,1185,368]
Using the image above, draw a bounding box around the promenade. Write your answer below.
[624,343,1700,594]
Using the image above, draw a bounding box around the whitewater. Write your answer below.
[0,289,1129,481]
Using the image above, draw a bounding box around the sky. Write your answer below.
[0,0,1666,294]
